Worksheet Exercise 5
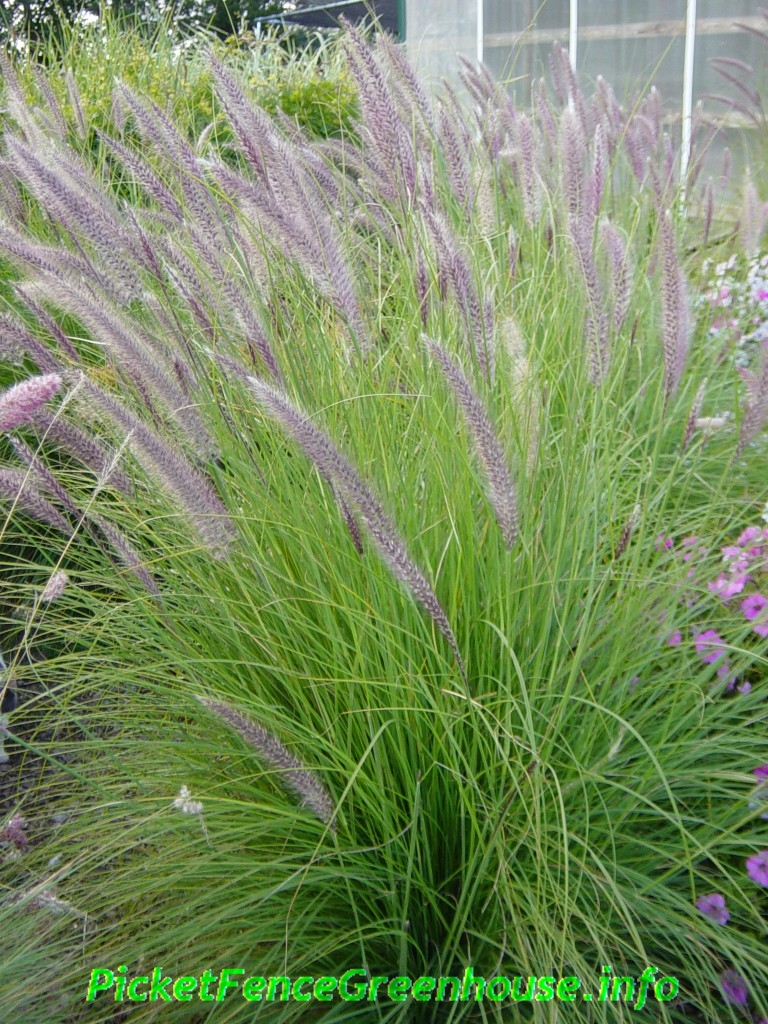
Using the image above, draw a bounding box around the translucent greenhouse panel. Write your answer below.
[576,2,687,112]
[483,0,569,100]
[693,1,767,185]
[405,0,478,85]
[406,0,765,181]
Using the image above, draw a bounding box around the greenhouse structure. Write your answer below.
[405,1,765,175]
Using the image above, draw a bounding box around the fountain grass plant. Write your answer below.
[0,18,767,1024]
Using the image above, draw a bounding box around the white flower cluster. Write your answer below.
[173,785,203,816]
[700,253,768,370]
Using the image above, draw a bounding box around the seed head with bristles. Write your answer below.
[40,571,68,604]
[423,336,519,550]
[501,317,539,474]
[599,219,632,336]
[0,468,70,532]
[197,697,336,830]
[0,374,61,432]
[82,383,234,558]
[659,210,691,401]
[247,378,466,681]
[736,343,768,455]
[614,504,640,560]
[702,179,714,248]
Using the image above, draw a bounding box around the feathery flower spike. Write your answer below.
[423,336,518,549]
[197,697,336,830]
[247,378,466,681]
[0,374,61,432]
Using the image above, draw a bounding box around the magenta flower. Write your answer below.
[746,849,768,886]
[719,970,749,1005]
[709,574,748,600]
[0,374,61,432]
[716,661,737,690]
[742,593,768,621]
[695,892,729,925]
[694,629,727,665]
[753,764,768,780]
[721,545,742,560]
[666,629,682,646]
[655,533,674,550]
[737,525,761,546]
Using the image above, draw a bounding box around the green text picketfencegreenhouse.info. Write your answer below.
[85,965,679,1010]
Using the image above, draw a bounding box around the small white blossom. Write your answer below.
[173,785,203,815]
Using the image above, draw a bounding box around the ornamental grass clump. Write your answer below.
[0,21,767,1024]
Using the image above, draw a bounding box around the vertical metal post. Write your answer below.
[569,0,578,70]
[681,0,697,186]
[477,0,484,64]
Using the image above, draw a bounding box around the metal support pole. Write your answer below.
[681,0,697,187]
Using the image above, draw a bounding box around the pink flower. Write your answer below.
[742,593,768,636]
[695,892,729,924]
[721,545,742,560]
[719,970,749,1005]
[666,629,682,646]
[741,593,768,621]
[737,525,761,546]
[753,765,768,780]
[716,661,737,690]
[694,629,727,665]
[745,849,768,886]
[709,574,748,600]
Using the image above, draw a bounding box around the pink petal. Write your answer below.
[738,526,761,546]
[742,594,768,621]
